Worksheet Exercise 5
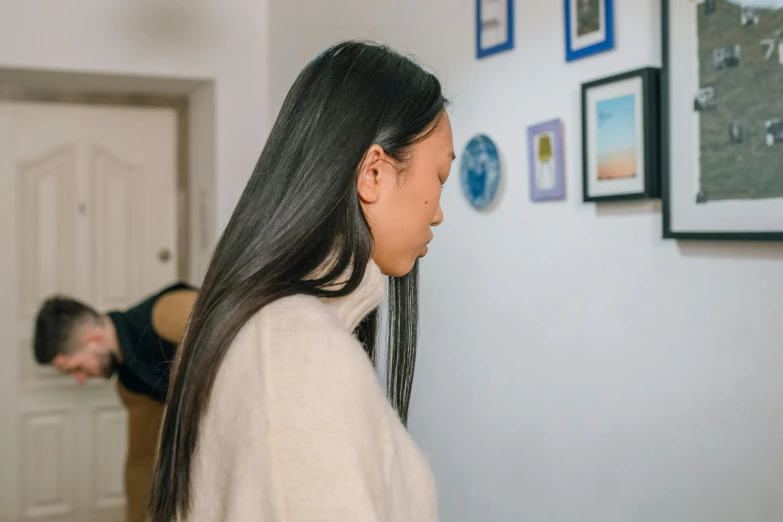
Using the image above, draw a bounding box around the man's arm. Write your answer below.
[150,288,198,344]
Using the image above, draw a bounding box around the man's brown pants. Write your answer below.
[116,382,164,522]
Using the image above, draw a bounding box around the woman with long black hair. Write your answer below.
[150,40,454,522]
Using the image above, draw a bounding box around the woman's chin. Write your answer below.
[374,255,420,279]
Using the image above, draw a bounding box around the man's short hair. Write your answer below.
[33,297,101,364]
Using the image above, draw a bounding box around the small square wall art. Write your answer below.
[527,119,566,201]
[565,0,615,61]
[476,0,514,59]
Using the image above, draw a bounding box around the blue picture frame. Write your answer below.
[564,0,615,62]
[476,0,515,59]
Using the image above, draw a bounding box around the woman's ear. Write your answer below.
[357,144,390,204]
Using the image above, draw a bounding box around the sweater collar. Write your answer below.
[320,260,386,332]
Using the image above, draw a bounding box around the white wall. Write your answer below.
[268,1,783,521]
[268,0,386,113]
[0,0,269,279]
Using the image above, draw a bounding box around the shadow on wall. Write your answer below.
[592,199,783,261]
[119,2,218,53]
[678,241,783,261]
[595,200,661,217]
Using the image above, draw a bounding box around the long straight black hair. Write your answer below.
[149,41,447,522]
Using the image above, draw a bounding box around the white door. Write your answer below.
[0,100,179,522]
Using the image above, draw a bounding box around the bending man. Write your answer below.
[32,282,197,522]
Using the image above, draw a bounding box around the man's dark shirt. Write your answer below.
[108,282,194,403]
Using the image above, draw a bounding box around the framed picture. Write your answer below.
[527,119,566,201]
[565,0,615,62]
[477,0,514,59]
[581,67,661,203]
[661,0,783,240]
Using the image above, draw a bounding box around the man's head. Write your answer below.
[33,297,119,385]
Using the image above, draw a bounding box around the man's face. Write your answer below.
[51,330,117,386]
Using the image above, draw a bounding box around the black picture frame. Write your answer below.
[581,67,661,203]
[661,0,783,240]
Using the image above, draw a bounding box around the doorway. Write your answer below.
[0,71,214,522]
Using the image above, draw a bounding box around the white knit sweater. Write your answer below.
[186,261,439,521]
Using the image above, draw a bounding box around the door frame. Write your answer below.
[0,67,219,284]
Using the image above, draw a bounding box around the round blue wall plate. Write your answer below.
[460,134,501,210]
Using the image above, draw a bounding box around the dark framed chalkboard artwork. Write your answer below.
[661,0,783,239]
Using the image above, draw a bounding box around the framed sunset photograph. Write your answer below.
[581,67,661,202]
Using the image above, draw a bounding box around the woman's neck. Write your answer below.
[320,259,386,331]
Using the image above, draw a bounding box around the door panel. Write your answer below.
[91,146,142,310]
[90,404,128,513]
[20,404,77,521]
[17,144,78,321]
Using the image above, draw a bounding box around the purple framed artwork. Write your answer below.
[527,119,566,201]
